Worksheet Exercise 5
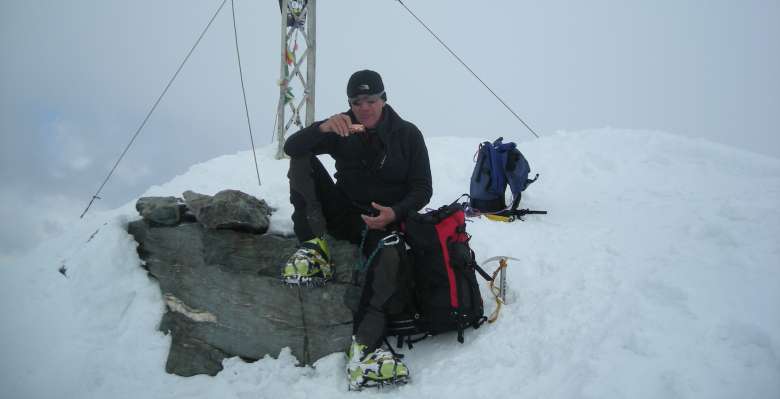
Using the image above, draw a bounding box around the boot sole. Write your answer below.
[281,275,330,287]
[348,375,410,391]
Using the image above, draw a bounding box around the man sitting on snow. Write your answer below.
[281,69,432,389]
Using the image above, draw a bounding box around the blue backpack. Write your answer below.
[469,137,539,213]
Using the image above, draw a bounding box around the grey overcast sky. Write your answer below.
[1,0,778,257]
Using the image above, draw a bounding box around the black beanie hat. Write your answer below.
[347,70,387,100]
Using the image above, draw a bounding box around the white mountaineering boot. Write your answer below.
[346,336,410,390]
[281,237,332,286]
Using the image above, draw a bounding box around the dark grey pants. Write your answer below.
[288,154,409,352]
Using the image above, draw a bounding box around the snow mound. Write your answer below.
[1,129,779,399]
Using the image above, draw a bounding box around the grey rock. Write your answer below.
[183,190,272,234]
[128,216,360,377]
[136,196,185,226]
[181,191,210,212]
[160,312,229,377]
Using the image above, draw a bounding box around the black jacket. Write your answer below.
[284,104,432,220]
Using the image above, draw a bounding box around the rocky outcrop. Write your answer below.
[128,190,360,377]
[182,189,272,234]
[135,196,188,226]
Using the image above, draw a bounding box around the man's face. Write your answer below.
[350,94,385,129]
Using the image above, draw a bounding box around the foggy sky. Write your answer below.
[1,0,778,257]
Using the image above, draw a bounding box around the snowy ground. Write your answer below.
[1,129,779,399]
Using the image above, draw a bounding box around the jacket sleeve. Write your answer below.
[392,125,433,221]
[283,120,337,157]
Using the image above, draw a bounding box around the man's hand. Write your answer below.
[361,202,396,230]
[320,114,359,137]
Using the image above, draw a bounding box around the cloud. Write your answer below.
[45,118,95,175]
[69,157,93,171]
[0,191,82,257]
[114,163,153,186]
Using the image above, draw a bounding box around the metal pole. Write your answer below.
[498,258,507,304]
[275,0,289,159]
[276,0,316,160]
[305,0,316,126]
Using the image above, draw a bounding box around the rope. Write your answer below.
[231,0,262,186]
[356,228,401,271]
[356,227,379,271]
[80,0,229,219]
[393,0,540,139]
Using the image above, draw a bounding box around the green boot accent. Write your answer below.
[281,237,332,286]
[307,237,330,261]
[346,336,410,390]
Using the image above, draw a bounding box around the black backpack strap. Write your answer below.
[508,173,538,211]
[510,192,522,212]
[474,263,493,282]
[528,173,539,185]
[474,142,489,184]
[383,337,405,359]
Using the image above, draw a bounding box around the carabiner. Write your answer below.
[380,232,401,246]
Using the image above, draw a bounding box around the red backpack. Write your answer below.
[387,200,492,347]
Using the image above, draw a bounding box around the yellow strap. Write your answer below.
[485,214,512,222]
[486,258,508,323]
